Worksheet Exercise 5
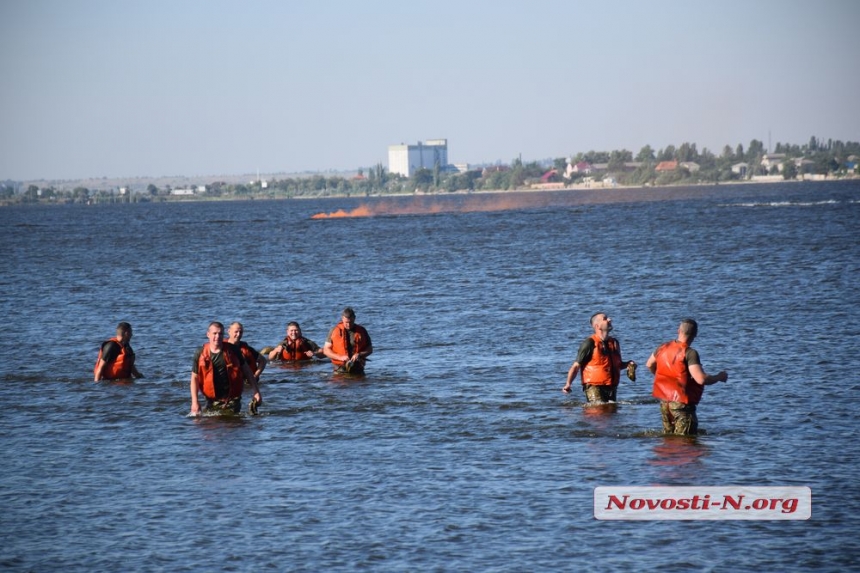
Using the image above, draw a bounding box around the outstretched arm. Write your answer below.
[689,364,728,386]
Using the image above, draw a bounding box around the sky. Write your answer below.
[1,0,858,182]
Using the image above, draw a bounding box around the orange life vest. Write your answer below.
[226,339,259,372]
[278,337,315,361]
[197,343,245,400]
[651,340,702,405]
[93,337,134,379]
[581,334,622,386]
[329,323,370,367]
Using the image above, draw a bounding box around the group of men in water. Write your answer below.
[95,308,726,436]
[93,307,373,416]
[562,312,728,436]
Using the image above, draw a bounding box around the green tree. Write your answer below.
[607,150,628,173]
[509,161,525,189]
[747,139,765,160]
[677,142,698,162]
[24,185,40,202]
[636,145,655,163]
[658,145,676,161]
[412,168,433,190]
[782,160,798,180]
[72,186,90,203]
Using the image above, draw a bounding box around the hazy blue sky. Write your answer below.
[2,0,858,181]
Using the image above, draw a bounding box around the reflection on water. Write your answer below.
[649,436,711,482]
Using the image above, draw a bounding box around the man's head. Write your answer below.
[207,322,225,349]
[286,322,302,340]
[590,312,613,339]
[227,322,244,343]
[116,322,133,343]
[678,318,698,342]
[341,307,356,329]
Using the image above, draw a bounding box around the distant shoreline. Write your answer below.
[2,174,857,208]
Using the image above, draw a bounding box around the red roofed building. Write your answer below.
[655,160,678,172]
[540,169,559,183]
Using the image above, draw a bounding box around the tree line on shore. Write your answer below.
[3,136,858,206]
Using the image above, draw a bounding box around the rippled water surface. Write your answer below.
[2,181,859,571]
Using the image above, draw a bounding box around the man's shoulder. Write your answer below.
[686,346,700,363]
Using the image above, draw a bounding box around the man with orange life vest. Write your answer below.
[190,321,262,415]
[562,312,635,403]
[94,322,144,381]
[268,321,323,362]
[323,307,373,374]
[646,318,728,435]
[226,322,267,382]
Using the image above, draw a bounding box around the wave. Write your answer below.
[722,199,840,208]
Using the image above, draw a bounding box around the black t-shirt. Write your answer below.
[101,340,133,363]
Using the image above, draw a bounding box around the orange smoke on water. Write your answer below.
[309,194,564,220]
[311,206,375,219]
[310,187,708,219]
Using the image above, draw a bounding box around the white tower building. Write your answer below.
[388,139,448,177]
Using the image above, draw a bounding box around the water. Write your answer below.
[2,181,859,571]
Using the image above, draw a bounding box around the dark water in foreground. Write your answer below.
[1,181,859,572]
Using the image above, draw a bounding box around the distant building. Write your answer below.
[679,161,700,173]
[732,162,749,177]
[540,169,559,183]
[794,158,815,174]
[761,154,787,172]
[655,161,678,172]
[564,161,594,178]
[388,139,449,177]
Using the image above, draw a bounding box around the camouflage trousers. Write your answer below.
[584,384,617,403]
[206,397,241,414]
[660,401,698,435]
[334,360,365,375]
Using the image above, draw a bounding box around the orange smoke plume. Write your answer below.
[310,187,709,219]
[311,206,374,219]
[310,193,562,219]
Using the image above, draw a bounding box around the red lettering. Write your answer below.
[605,495,629,510]
[660,499,677,510]
[722,495,743,510]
